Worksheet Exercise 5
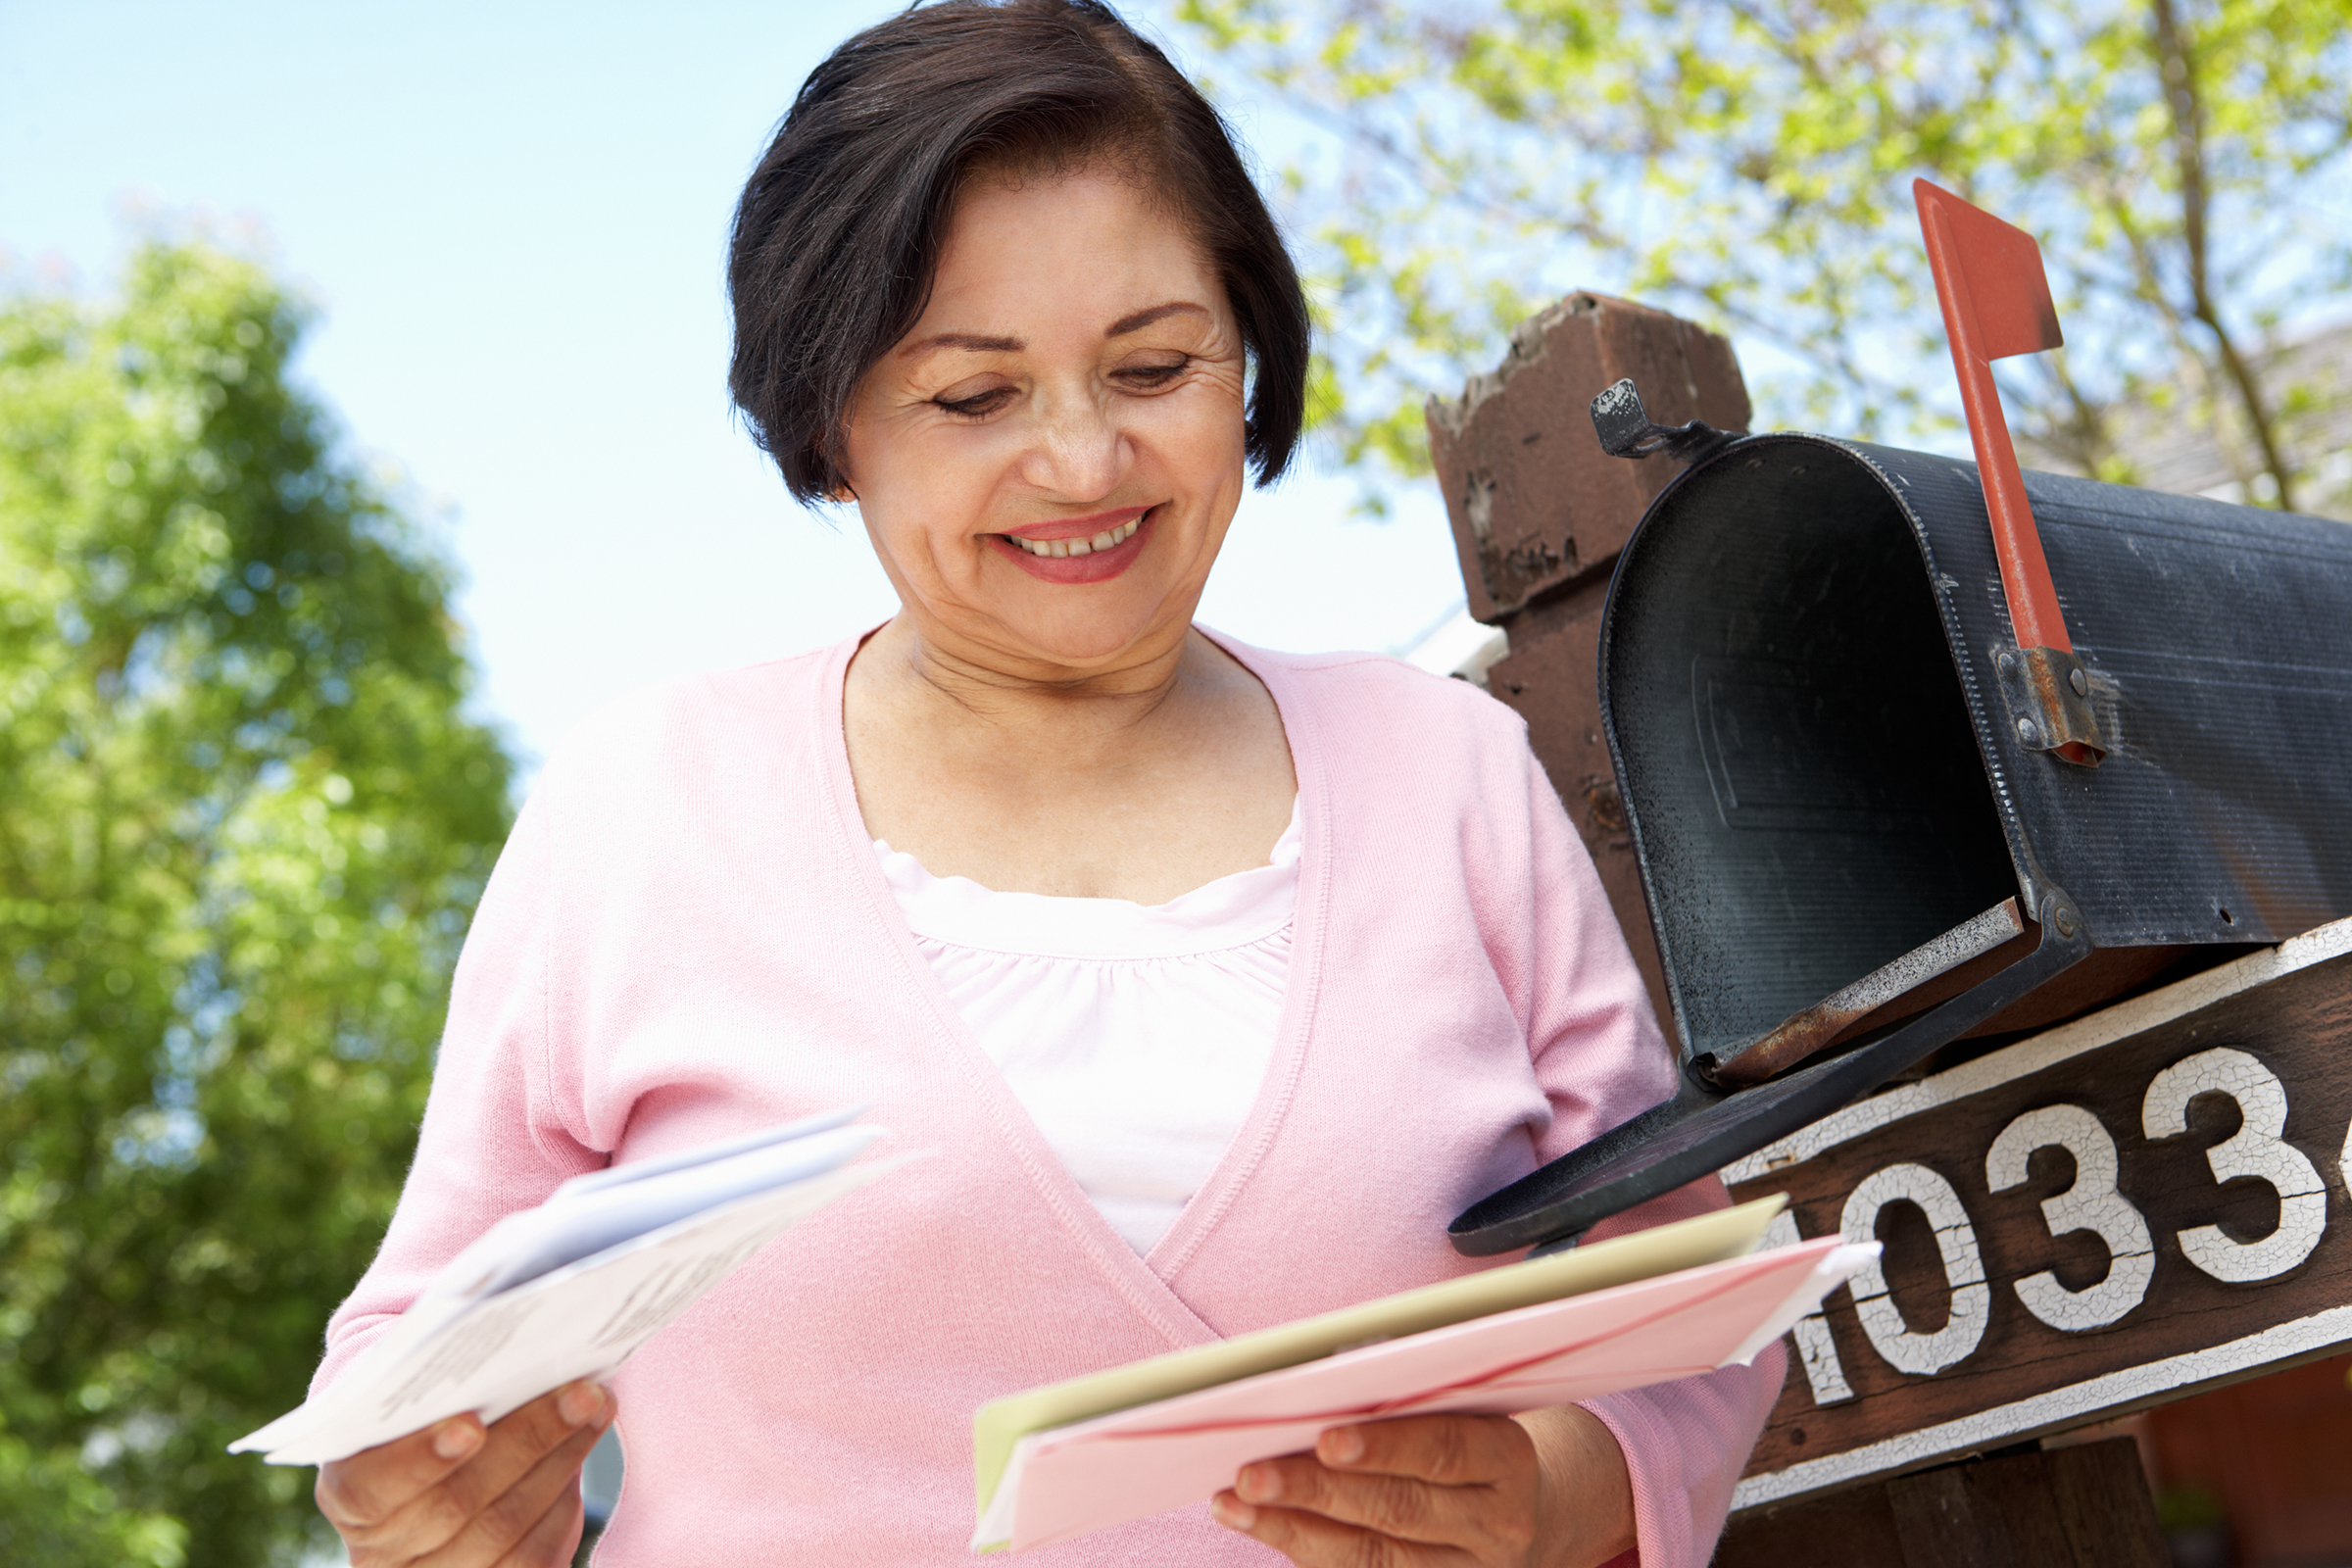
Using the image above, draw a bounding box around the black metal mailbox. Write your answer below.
[1452,417,2352,1257]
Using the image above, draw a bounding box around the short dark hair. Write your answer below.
[727,0,1310,505]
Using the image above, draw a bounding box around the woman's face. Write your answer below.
[840,167,1250,676]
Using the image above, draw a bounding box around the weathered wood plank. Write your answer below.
[1726,922,2352,1507]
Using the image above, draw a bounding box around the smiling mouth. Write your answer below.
[1002,514,1144,559]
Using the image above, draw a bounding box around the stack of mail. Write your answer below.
[233,1107,919,1466]
[973,1199,1875,1553]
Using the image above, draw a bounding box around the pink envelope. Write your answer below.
[988,1236,1865,1553]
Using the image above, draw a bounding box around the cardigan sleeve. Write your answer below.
[309,776,606,1396]
[1507,740,1785,1568]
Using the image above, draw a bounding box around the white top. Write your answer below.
[874,806,1298,1255]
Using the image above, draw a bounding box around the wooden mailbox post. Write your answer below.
[1425,291,1750,1033]
[1428,298,2352,1565]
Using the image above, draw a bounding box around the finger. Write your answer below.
[1212,1491,1466,1568]
[1316,1415,1533,1486]
[436,1385,612,1534]
[417,1402,611,1568]
[374,1383,611,1561]
[491,1473,586,1568]
[318,1413,489,1532]
[1232,1453,1496,1546]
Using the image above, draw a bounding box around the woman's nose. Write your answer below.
[1018,390,1125,502]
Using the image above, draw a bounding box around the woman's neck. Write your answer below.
[842,615,1297,904]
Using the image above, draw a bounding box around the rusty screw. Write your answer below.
[2069,666,2089,697]
[2053,906,2081,939]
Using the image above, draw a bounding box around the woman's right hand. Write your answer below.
[316,1380,616,1567]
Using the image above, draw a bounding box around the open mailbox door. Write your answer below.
[1452,184,2352,1258]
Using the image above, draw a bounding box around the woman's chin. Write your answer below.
[963,537,1202,671]
[979,596,1194,674]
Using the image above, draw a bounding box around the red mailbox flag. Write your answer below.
[1915,178,2100,765]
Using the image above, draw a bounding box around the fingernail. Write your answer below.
[1236,1463,1280,1503]
[1322,1427,1364,1464]
[1211,1494,1257,1531]
[558,1382,604,1427]
[431,1419,482,1461]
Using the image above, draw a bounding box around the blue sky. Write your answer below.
[0,0,1468,774]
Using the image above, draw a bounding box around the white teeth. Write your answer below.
[1006,515,1144,558]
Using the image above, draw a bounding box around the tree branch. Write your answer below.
[2150,0,2297,510]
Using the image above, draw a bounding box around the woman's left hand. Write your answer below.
[1210,1409,1634,1568]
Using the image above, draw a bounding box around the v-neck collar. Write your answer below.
[807,623,1333,1350]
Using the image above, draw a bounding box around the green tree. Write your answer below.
[1178,0,2352,510]
[0,238,513,1565]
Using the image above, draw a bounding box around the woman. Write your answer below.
[312,3,1779,1564]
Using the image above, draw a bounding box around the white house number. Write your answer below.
[1767,1047,2349,1404]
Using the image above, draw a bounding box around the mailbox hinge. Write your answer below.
[1590,378,1739,465]
[1994,644,2107,761]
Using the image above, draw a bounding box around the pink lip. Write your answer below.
[991,508,1156,584]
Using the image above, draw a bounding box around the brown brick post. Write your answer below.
[1424,292,1751,1039]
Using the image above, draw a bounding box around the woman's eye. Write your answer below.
[1116,359,1190,388]
[935,387,1014,419]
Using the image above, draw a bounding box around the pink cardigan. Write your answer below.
[317,629,1781,1566]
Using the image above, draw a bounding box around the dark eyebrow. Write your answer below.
[1107,302,1207,337]
[899,303,1205,360]
[899,331,1024,360]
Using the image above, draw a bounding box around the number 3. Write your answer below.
[2142,1048,2328,1283]
[1985,1104,2154,1331]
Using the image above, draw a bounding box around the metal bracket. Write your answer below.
[1993,644,2107,764]
[1591,378,1739,465]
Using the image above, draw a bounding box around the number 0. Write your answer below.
[1839,1163,1989,1376]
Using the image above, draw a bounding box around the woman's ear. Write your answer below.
[827,481,858,504]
